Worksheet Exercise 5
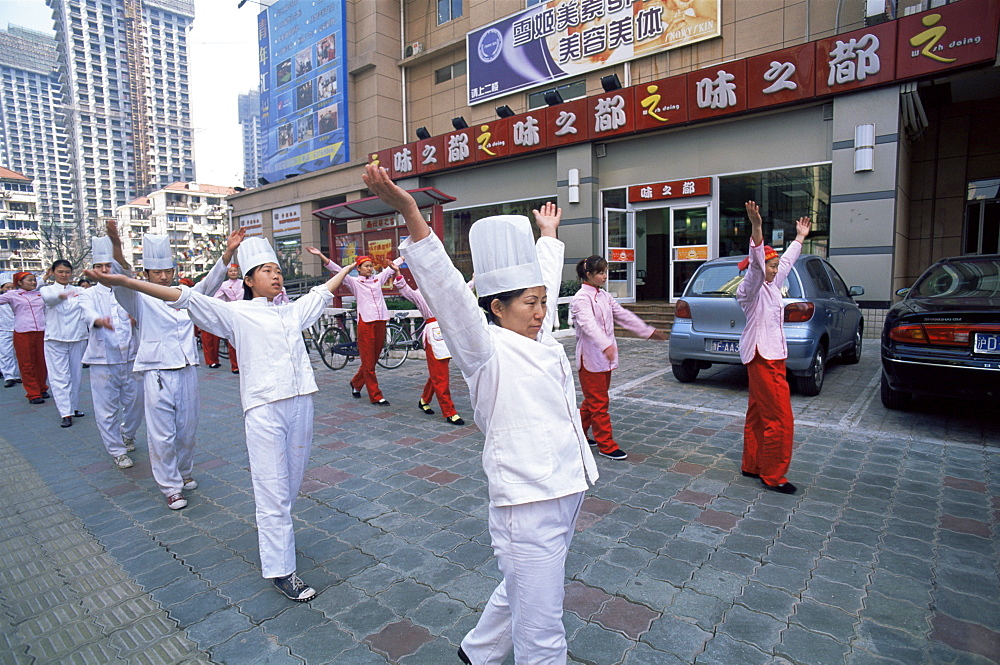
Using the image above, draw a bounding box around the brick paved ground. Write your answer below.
[2,336,998,664]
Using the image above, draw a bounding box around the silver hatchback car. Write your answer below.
[669,254,865,395]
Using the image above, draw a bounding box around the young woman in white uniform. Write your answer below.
[87,237,353,602]
[78,236,144,469]
[0,280,21,387]
[365,163,599,665]
[40,259,90,427]
[106,220,241,510]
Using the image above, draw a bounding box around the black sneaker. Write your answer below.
[3,379,15,388]
[273,573,316,602]
[600,448,628,460]
[446,414,465,426]
[587,438,598,447]
[762,480,797,494]
[351,385,361,398]
[418,399,435,415]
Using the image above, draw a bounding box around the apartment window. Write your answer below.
[438,0,462,24]
[965,179,1000,255]
[434,60,467,84]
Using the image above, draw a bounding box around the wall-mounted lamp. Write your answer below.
[257,177,270,186]
[854,123,875,172]
[543,90,564,106]
[600,73,622,92]
[415,127,431,140]
[284,173,299,179]
[495,105,515,119]
[567,168,580,204]
[451,116,469,130]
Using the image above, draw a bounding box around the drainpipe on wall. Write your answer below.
[400,0,407,145]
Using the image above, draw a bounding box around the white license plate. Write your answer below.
[974,332,1000,354]
[708,339,740,354]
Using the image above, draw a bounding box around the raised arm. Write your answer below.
[746,201,763,248]
[84,269,182,303]
[106,219,131,271]
[532,202,563,334]
[323,263,353,293]
[220,227,246,266]
[363,164,430,242]
[305,246,344,273]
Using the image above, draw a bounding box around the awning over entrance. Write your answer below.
[312,188,455,221]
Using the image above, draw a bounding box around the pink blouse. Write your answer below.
[570,283,654,373]
[0,289,45,333]
[735,238,801,364]
[214,279,244,303]
[325,259,392,322]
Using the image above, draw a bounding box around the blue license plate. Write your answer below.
[708,339,740,354]
[974,332,1000,354]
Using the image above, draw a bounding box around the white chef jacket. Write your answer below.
[400,232,599,507]
[112,259,228,372]
[40,283,89,342]
[78,283,139,365]
[168,285,333,412]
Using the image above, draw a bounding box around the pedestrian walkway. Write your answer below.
[1,339,998,664]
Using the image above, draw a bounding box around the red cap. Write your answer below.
[738,246,779,271]
[12,271,31,287]
[179,277,195,287]
[355,255,374,267]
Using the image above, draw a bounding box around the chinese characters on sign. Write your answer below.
[628,177,712,203]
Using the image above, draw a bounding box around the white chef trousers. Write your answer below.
[90,362,144,457]
[0,330,19,380]
[144,366,198,498]
[461,491,584,665]
[244,395,313,579]
[44,339,87,417]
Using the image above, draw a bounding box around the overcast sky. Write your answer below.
[0,0,261,188]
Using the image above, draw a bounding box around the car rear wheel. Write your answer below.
[795,344,826,396]
[842,324,863,364]
[880,372,911,410]
[672,360,700,383]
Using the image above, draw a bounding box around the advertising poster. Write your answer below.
[258,0,349,183]
[467,0,720,105]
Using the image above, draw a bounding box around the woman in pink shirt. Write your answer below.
[306,246,393,404]
[212,262,243,374]
[0,271,49,403]
[571,256,667,460]
[735,201,811,494]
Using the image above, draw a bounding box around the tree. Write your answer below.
[38,221,93,277]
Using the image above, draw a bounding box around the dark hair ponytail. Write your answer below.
[242,265,257,300]
[576,255,607,280]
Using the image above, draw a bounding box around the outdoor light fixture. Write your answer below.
[854,123,875,172]
[284,173,299,179]
[415,127,431,140]
[544,90,564,106]
[495,105,515,118]
[257,177,270,186]
[601,74,623,92]
[567,168,580,204]
[451,116,469,130]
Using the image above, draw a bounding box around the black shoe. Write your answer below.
[232,369,239,374]
[272,573,316,602]
[209,363,221,368]
[762,480,797,494]
[82,363,89,368]
[741,470,760,478]
[374,398,390,406]
[351,385,361,398]
[29,397,45,404]
[60,416,72,428]
[457,646,471,664]
[600,448,628,460]
[15,378,21,383]
[418,399,435,415]
[73,410,85,418]
[587,438,598,447]
[41,391,50,398]
[3,379,15,388]
[446,414,465,426]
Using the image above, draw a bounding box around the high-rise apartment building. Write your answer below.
[0,25,76,238]
[238,89,263,189]
[47,0,196,229]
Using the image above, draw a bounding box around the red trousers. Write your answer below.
[422,352,456,418]
[352,319,386,402]
[743,354,794,487]
[578,366,620,454]
[13,331,47,401]
[201,330,238,371]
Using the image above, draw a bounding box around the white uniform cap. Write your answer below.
[142,234,174,270]
[92,236,114,264]
[237,236,279,276]
[469,215,542,297]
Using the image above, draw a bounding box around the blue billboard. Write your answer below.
[258,0,349,183]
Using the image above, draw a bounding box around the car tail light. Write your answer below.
[784,302,814,322]
[675,299,691,319]
[890,323,1000,347]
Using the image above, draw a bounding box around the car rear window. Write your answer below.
[686,263,802,298]
[911,258,1000,298]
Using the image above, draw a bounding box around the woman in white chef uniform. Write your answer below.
[78,235,144,470]
[40,259,90,428]
[106,220,241,510]
[87,237,353,602]
[0,277,21,387]
[364,164,599,665]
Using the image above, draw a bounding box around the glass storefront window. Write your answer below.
[443,197,554,277]
[274,235,302,278]
[718,164,831,258]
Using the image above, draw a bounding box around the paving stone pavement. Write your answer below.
[2,335,998,665]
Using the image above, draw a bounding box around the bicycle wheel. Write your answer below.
[218,338,229,360]
[378,323,409,369]
[318,326,351,370]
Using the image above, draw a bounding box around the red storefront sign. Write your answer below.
[507,111,549,156]
[589,91,636,140]
[441,128,477,169]
[388,143,418,179]
[815,21,898,97]
[628,177,712,203]
[609,248,635,262]
[473,119,511,162]
[687,60,747,122]
[414,135,446,175]
[633,75,688,131]
[746,43,817,109]
[545,98,591,147]
[895,0,1000,79]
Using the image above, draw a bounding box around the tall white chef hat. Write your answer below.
[91,236,114,264]
[142,234,174,270]
[237,236,279,276]
[469,215,542,297]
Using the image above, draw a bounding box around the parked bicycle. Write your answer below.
[309,310,422,371]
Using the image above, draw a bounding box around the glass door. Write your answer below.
[604,207,635,300]
[670,205,709,298]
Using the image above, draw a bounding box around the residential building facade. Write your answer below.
[238,89,263,190]
[0,167,43,273]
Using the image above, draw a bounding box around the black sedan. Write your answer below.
[880,254,1000,409]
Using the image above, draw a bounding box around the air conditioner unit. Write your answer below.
[404,41,423,58]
